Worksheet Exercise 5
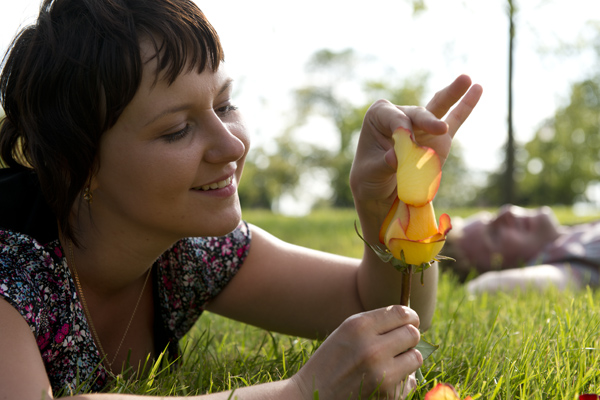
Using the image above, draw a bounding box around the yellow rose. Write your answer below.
[379,198,451,265]
[378,128,451,266]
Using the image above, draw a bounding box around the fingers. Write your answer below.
[362,347,422,399]
[368,304,421,335]
[397,105,449,137]
[425,74,483,138]
[347,307,423,397]
[348,306,422,371]
[366,100,445,140]
[366,75,482,140]
[445,83,483,138]
[295,305,423,400]
[426,74,474,118]
[401,373,418,398]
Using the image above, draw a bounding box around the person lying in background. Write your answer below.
[442,205,600,293]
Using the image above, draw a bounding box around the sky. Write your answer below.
[1,0,599,177]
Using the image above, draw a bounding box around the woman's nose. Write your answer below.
[494,205,518,226]
[497,204,517,214]
[204,117,248,164]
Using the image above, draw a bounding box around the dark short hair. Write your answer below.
[0,0,224,244]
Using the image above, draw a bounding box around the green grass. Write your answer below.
[241,208,365,258]
[425,275,600,399]
[94,207,600,399]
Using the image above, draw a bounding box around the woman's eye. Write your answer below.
[163,125,191,143]
[216,104,238,116]
[488,224,500,243]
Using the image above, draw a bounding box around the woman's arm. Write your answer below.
[1,296,420,400]
[207,76,482,336]
[351,75,482,327]
[0,296,305,400]
[206,224,363,338]
[71,382,302,400]
[466,263,583,294]
[201,77,481,399]
[0,298,55,400]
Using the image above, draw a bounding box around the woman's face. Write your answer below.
[90,42,249,242]
[456,205,561,271]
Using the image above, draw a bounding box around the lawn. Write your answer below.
[98,207,600,399]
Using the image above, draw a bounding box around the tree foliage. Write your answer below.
[479,77,600,207]
[290,49,428,208]
[480,12,600,207]
[516,77,600,205]
[238,133,330,210]
[238,47,476,210]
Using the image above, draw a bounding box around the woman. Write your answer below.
[445,205,600,293]
[0,0,482,398]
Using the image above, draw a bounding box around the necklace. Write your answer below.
[67,239,151,372]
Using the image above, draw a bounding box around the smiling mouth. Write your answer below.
[194,176,234,191]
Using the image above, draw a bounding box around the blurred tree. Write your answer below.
[238,132,330,209]
[477,0,600,207]
[410,0,427,14]
[479,19,600,207]
[515,77,600,205]
[288,48,475,209]
[239,47,477,211]
[291,48,427,207]
[435,140,477,208]
[480,0,519,208]
[503,0,517,204]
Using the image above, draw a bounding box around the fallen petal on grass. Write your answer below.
[425,383,473,400]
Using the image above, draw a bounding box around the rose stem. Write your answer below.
[400,264,413,307]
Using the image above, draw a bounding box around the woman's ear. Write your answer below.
[87,159,101,192]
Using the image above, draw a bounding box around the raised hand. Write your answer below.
[350,75,482,212]
[406,74,483,165]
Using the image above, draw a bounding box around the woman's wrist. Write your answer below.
[354,198,391,246]
[289,374,313,400]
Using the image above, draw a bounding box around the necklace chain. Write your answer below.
[67,239,151,372]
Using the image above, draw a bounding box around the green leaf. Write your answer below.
[413,261,432,273]
[415,367,424,383]
[390,257,410,272]
[413,338,438,384]
[353,221,441,275]
[434,254,456,262]
[354,221,394,262]
[415,337,439,361]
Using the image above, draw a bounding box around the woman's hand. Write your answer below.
[292,305,421,400]
[350,75,483,214]
[347,76,481,317]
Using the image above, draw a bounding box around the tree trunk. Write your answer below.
[504,0,516,204]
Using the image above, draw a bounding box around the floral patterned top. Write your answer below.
[0,223,251,395]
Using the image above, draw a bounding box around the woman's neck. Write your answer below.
[64,208,179,296]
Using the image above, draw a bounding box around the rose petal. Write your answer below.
[425,383,460,400]
[379,198,407,244]
[438,213,452,235]
[387,237,445,265]
[405,202,440,240]
[394,128,442,207]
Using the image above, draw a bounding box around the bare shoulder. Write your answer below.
[0,297,53,400]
